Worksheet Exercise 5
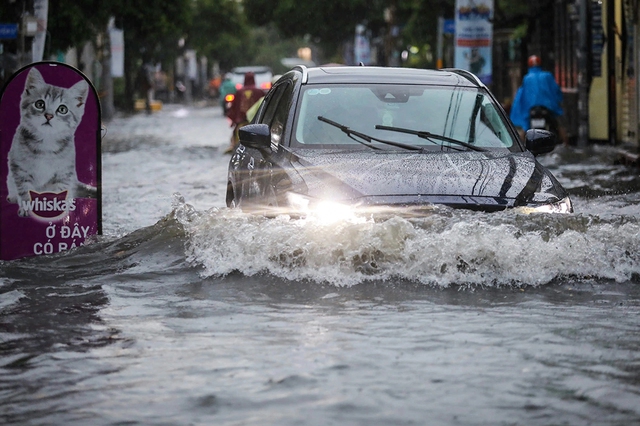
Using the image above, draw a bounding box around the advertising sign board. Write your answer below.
[0,62,102,260]
[454,0,494,84]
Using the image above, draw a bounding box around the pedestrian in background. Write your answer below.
[224,72,264,154]
[135,64,153,114]
[245,74,282,123]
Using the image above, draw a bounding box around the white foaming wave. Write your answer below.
[0,289,26,311]
[578,194,640,220]
[179,206,640,287]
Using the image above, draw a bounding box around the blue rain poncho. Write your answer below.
[509,66,563,130]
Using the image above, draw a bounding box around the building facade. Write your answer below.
[496,0,639,148]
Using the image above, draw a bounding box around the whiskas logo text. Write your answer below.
[23,191,76,220]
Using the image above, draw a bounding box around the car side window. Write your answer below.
[260,82,293,147]
[260,84,286,125]
[269,83,294,146]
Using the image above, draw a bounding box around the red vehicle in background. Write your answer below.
[229,66,273,92]
[222,66,273,113]
[223,70,272,154]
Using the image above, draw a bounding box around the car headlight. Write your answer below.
[287,192,311,212]
[519,196,573,214]
[286,192,360,223]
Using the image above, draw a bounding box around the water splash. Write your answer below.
[0,289,25,311]
[174,197,640,287]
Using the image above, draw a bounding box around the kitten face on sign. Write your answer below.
[6,67,94,218]
[19,67,88,140]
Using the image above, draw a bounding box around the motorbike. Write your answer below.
[222,93,235,115]
[529,106,558,134]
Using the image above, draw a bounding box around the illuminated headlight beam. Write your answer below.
[518,196,573,214]
[286,192,361,223]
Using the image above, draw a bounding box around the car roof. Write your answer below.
[298,66,483,88]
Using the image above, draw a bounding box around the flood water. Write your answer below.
[1,104,639,425]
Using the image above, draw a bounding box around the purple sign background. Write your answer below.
[0,62,101,260]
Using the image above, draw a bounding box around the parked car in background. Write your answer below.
[229,66,273,92]
[226,65,573,218]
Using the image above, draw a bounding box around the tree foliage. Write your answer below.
[398,0,450,47]
[102,0,190,108]
[187,0,249,71]
[111,0,191,65]
[46,0,112,55]
[2,0,554,108]
[244,24,312,74]
[242,0,387,57]
[241,0,556,67]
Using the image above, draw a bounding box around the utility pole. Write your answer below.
[384,1,399,67]
[577,0,590,147]
[101,27,115,121]
[31,0,48,63]
[17,0,38,68]
[606,0,617,145]
[437,17,444,69]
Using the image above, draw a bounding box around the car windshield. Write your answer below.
[293,84,516,150]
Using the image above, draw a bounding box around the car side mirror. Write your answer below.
[238,123,271,149]
[525,128,556,156]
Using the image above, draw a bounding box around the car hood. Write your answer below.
[288,149,567,208]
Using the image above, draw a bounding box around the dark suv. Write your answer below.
[226,65,572,217]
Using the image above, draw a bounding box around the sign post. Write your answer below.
[0,62,101,260]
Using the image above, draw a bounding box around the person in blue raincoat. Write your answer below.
[510,55,566,144]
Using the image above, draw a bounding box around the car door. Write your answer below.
[260,80,296,208]
[236,80,293,210]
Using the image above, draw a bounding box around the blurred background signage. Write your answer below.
[0,24,19,40]
[454,0,494,84]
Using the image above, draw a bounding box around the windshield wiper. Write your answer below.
[317,116,422,151]
[375,124,488,152]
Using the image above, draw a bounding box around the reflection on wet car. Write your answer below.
[226,65,573,218]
